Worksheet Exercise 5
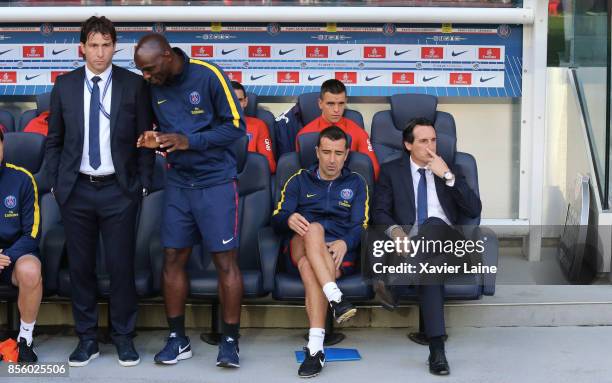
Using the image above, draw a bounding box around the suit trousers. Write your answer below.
[60,176,139,342]
[414,217,467,338]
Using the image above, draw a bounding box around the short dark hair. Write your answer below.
[320,79,346,99]
[318,125,349,149]
[230,80,245,94]
[0,128,3,142]
[402,117,435,144]
[80,16,116,45]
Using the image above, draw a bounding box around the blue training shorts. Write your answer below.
[161,181,239,253]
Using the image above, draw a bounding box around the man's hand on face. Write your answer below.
[425,148,450,178]
[288,213,310,236]
[327,240,348,270]
[137,131,160,149]
[157,133,190,152]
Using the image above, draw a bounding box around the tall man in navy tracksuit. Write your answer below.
[272,126,369,378]
[134,34,245,368]
[0,130,42,363]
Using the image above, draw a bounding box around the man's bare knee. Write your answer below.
[163,248,190,271]
[303,222,324,241]
[13,256,42,289]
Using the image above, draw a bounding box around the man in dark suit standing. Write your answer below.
[46,16,154,367]
[373,117,481,376]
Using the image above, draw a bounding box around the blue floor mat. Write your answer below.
[295,348,361,363]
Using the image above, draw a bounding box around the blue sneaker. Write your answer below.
[216,336,240,368]
[154,334,192,365]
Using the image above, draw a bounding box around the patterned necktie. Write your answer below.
[89,76,102,169]
[417,168,428,225]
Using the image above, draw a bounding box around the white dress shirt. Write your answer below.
[80,65,115,176]
[410,157,451,226]
[385,157,456,238]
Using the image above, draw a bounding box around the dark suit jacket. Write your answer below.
[46,65,154,205]
[372,152,481,229]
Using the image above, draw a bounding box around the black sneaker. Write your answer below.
[17,338,37,363]
[69,339,99,367]
[298,347,325,378]
[329,297,357,324]
[114,337,140,367]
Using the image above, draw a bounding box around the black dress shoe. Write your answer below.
[374,280,398,311]
[408,332,448,345]
[114,337,140,367]
[69,339,99,367]
[428,349,450,376]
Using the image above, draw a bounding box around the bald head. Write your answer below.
[134,33,180,85]
[135,33,171,58]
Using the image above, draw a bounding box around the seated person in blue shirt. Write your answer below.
[0,129,42,362]
[272,126,369,378]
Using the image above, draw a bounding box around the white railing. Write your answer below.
[0,6,533,24]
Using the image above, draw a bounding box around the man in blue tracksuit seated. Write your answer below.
[0,129,42,362]
[272,126,369,378]
[134,33,245,368]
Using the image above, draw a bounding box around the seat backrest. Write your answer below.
[454,152,481,226]
[0,109,15,132]
[371,93,456,165]
[18,92,51,132]
[36,92,51,116]
[3,132,46,174]
[297,92,365,128]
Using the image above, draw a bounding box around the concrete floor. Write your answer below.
[4,326,611,383]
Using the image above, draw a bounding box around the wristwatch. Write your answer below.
[443,171,454,181]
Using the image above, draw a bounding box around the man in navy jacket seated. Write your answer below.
[372,117,482,376]
[0,129,42,362]
[272,126,369,378]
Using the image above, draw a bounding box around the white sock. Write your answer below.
[18,320,35,346]
[307,328,325,355]
[322,282,342,303]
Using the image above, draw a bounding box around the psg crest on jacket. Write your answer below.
[340,188,354,201]
[189,91,201,105]
[4,195,17,209]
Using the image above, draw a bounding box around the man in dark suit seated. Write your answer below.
[46,16,154,367]
[372,117,481,376]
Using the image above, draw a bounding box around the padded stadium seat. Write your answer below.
[18,92,50,131]
[370,94,456,165]
[0,109,15,132]
[2,132,46,174]
[369,93,497,303]
[297,92,365,128]
[245,91,277,157]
